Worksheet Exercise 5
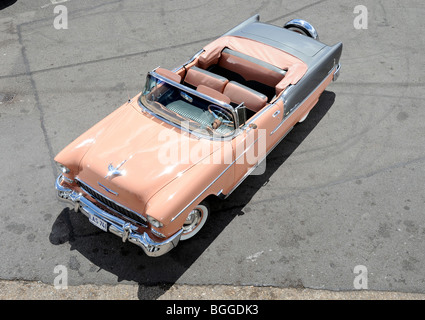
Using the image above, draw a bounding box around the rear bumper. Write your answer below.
[333,63,341,81]
[55,175,182,257]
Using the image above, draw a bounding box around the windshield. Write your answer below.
[140,74,236,137]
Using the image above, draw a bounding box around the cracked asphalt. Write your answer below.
[1,0,424,300]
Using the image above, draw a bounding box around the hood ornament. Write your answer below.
[105,160,127,179]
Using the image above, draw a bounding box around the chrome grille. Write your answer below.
[77,179,147,227]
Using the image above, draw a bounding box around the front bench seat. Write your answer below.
[184,66,229,92]
[196,85,231,105]
[223,81,268,112]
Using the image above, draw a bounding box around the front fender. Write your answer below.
[145,142,234,237]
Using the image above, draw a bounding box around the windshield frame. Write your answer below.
[139,70,240,140]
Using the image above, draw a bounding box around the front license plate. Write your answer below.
[89,214,108,232]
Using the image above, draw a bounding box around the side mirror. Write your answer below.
[245,122,257,133]
[235,103,247,127]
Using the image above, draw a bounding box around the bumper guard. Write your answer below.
[333,63,341,81]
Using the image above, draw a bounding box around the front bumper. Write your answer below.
[55,175,182,257]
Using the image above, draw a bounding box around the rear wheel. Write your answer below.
[283,19,319,40]
[180,201,209,241]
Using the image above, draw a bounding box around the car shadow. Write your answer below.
[0,0,17,10]
[49,90,335,299]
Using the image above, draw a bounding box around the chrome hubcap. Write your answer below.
[183,209,202,234]
[180,203,209,241]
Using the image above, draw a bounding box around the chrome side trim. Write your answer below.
[270,65,337,135]
[223,160,263,198]
[270,119,286,136]
[224,126,293,198]
[270,103,298,135]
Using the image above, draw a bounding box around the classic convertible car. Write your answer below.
[55,15,342,257]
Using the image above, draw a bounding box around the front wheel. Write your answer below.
[180,201,209,241]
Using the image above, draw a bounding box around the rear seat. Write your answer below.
[219,48,287,88]
[223,81,267,112]
[184,66,229,92]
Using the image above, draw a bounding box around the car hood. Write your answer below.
[76,103,221,215]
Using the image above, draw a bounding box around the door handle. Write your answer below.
[273,110,280,118]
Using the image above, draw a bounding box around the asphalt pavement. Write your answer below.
[0,0,424,299]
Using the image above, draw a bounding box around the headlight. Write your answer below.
[55,161,70,174]
[147,215,164,228]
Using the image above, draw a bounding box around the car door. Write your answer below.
[231,100,284,183]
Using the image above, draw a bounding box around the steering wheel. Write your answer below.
[208,105,234,128]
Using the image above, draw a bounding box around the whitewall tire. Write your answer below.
[180,201,209,241]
